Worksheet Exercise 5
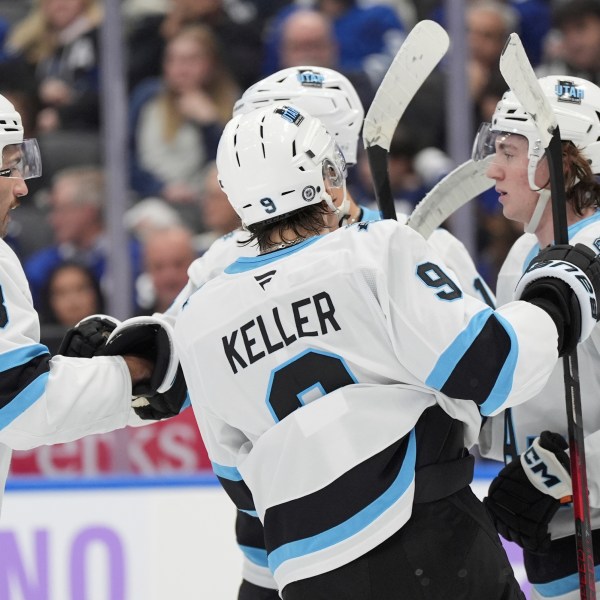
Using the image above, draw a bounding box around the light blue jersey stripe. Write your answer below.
[533,564,600,597]
[211,461,243,481]
[359,205,381,221]
[0,373,49,430]
[521,210,600,272]
[180,393,191,411]
[426,309,518,414]
[240,544,269,567]
[268,430,416,573]
[426,309,493,389]
[0,344,49,373]
[478,311,518,415]
[224,237,324,274]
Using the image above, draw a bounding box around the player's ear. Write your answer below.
[322,158,344,191]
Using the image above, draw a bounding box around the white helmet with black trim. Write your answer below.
[217,102,347,228]
[0,94,41,180]
[472,75,600,232]
[233,66,364,165]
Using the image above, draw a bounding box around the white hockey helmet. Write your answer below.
[233,66,364,165]
[473,76,600,232]
[473,75,600,187]
[0,94,41,180]
[217,103,346,228]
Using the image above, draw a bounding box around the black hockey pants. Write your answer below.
[281,486,525,600]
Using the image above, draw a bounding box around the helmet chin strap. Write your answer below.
[524,188,550,234]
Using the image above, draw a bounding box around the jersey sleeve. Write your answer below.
[0,243,135,450]
[428,227,496,307]
[374,222,558,417]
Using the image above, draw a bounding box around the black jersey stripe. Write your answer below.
[439,312,512,406]
[216,475,256,513]
[236,510,266,549]
[0,353,51,413]
[263,432,413,554]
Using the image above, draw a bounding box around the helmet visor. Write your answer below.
[322,142,347,188]
[1,139,42,180]
[472,122,503,161]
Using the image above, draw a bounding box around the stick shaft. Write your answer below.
[547,122,596,600]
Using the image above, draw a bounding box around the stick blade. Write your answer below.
[407,157,493,239]
[363,20,450,152]
[499,33,556,147]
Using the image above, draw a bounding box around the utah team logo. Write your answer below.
[297,69,325,88]
[555,80,584,104]
[302,186,316,202]
[275,105,304,126]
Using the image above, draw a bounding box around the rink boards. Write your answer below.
[0,469,531,599]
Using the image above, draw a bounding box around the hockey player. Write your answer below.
[172,66,495,600]
[0,93,178,515]
[62,66,496,600]
[476,75,600,599]
[171,102,600,600]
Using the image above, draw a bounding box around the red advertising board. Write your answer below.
[9,408,211,476]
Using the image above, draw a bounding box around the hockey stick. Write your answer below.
[500,33,596,600]
[363,20,450,220]
[407,156,493,239]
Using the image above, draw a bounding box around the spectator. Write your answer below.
[124,197,183,243]
[126,0,263,91]
[314,0,405,83]
[38,260,105,352]
[24,165,142,310]
[194,161,241,254]
[7,0,103,132]
[430,0,550,68]
[263,0,404,87]
[129,24,239,230]
[40,260,105,326]
[466,1,520,128]
[537,0,600,86]
[138,225,197,315]
[273,9,375,110]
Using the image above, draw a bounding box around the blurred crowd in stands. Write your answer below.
[0,0,597,354]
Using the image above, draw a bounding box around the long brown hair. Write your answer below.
[242,202,333,253]
[563,141,600,215]
[157,24,239,142]
[7,0,103,64]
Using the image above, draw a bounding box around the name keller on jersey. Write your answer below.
[222,291,341,374]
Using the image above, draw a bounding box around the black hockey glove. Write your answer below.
[515,243,600,356]
[99,315,179,400]
[484,431,572,553]
[132,364,188,420]
[57,314,121,357]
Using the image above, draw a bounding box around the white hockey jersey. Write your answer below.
[480,210,600,540]
[0,238,142,514]
[174,219,558,589]
[166,206,495,324]
[163,206,495,589]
